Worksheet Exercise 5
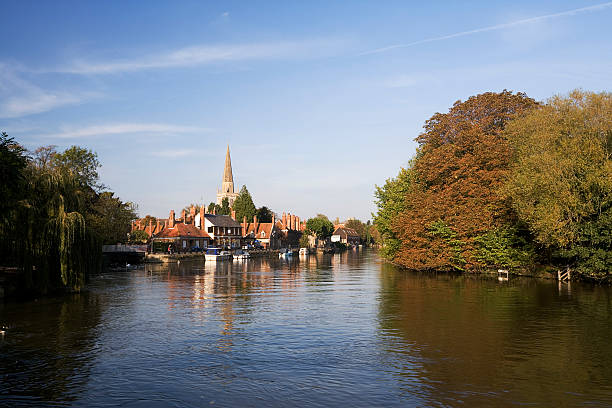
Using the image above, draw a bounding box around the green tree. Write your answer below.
[129,229,150,244]
[373,166,413,260]
[305,217,334,240]
[87,192,138,244]
[52,145,103,191]
[0,132,28,222]
[256,206,274,223]
[504,90,612,279]
[299,234,310,248]
[233,185,257,222]
[219,197,231,215]
[207,202,216,213]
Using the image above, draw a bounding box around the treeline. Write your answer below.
[373,90,611,281]
[0,134,137,294]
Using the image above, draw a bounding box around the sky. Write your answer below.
[1,1,611,222]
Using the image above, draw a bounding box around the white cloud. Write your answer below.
[359,2,612,55]
[221,11,229,17]
[58,39,345,74]
[47,123,205,139]
[0,66,95,118]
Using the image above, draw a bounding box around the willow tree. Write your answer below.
[504,90,612,279]
[1,136,103,294]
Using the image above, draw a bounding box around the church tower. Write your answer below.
[216,145,239,206]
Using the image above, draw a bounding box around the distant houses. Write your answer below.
[131,145,305,252]
[331,225,360,246]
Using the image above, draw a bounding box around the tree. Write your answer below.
[504,90,612,279]
[345,219,366,242]
[373,166,413,260]
[52,145,103,191]
[129,229,150,244]
[256,206,274,223]
[87,192,138,244]
[392,91,538,271]
[305,217,334,240]
[0,132,28,222]
[299,234,310,248]
[233,185,257,222]
[207,202,216,213]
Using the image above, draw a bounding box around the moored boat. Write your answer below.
[205,247,232,261]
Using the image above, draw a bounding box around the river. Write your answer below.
[1,250,611,407]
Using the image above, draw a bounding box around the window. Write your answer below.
[183,240,187,248]
[261,231,266,237]
[208,227,213,233]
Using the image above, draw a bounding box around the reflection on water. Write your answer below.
[1,250,611,407]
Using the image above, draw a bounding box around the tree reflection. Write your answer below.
[0,292,103,405]
[377,263,612,406]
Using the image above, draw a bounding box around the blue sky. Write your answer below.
[1,1,611,221]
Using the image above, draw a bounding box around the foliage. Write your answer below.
[233,185,257,222]
[559,206,612,280]
[0,132,28,222]
[129,229,150,244]
[504,90,612,278]
[391,91,538,271]
[219,197,231,215]
[0,135,136,294]
[52,145,103,191]
[256,206,274,223]
[373,167,413,260]
[305,217,335,240]
[473,227,535,269]
[88,192,138,245]
[299,234,310,248]
[207,202,216,213]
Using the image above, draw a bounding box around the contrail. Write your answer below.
[359,2,612,56]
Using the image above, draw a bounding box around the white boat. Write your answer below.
[279,248,296,258]
[299,248,309,255]
[205,247,232,261]
[233,250,251,260]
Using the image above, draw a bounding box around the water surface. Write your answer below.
[1,250,611,407]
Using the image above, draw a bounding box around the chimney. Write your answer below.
[169,210,175,228]
[190,205,196,222]
[231,210,236,221]
[181,209,186,223]
[253,215,258,232]
[148,219,153,237]
[200,205,206,229]
[156,219,160,233]
[242,216,247,233]
[289,214,294,230]
[296,216,300,229]
[282,212,287,229]
[212,206,216,215]
[164,219,168,228]
[272,213,275,226]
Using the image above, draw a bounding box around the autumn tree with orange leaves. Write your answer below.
[391,91,538,271]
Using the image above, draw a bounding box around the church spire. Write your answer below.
[216,144,239,205]
[223,144,233,184]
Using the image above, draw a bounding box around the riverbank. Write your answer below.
[144,249,281,263]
